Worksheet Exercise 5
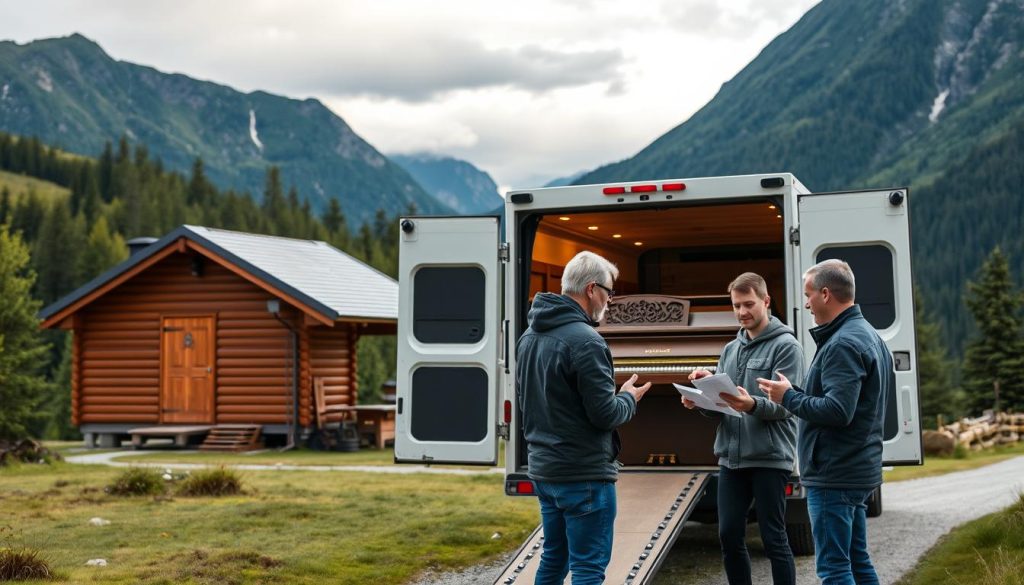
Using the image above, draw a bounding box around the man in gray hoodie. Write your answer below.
[517,250,651,585]
[683,272,805,585]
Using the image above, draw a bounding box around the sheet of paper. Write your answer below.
[691,372,742,398]
[673,383,742,418]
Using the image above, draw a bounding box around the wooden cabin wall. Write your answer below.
[76,253,296,425]
[306,325,358,425]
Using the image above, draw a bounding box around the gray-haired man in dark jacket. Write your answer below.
[516,250,651,585]
[683,272,804,585]
[759,259,893,585]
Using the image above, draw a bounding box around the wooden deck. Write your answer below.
[127,425,214,449]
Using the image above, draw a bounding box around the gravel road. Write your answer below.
[410,456,1024,585]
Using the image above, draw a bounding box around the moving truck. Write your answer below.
[394,173,923,584]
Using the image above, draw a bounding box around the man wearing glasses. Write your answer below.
[516,250,651,584]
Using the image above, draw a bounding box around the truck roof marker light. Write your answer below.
[504,400,511,424]
[662,183,686,191]
[603,186,626,195]
[629,184,657,193]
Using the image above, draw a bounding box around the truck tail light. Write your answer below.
[504,400,512,424]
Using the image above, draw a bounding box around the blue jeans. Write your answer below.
[717,466,795,585]
[533,480,616,585]
[806,486,879,585]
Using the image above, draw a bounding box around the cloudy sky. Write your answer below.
[1,0,819,190]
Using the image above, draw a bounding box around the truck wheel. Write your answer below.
[866,486,882,518]
[786,521,815,556]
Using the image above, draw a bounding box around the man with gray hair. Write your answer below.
[517,250,651,584]
[758,259,894,585]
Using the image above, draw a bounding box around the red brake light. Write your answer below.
[516,481,535,495]
[504,400,512,424]
[603,186,626,195]
[785,483,794,496]
[629,184,657,193]
[662,182,686,191]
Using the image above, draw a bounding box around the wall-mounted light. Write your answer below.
[266,299,281,315]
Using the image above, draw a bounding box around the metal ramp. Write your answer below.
[494,471,711,585]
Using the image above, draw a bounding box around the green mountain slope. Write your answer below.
[0,34,450,224]
[576,0,1024,352]
[390,153,503,214]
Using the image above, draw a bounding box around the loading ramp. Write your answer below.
[494,471,711,585]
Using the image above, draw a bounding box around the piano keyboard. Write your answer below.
[614,365,717,375]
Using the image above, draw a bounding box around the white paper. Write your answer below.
[691,372,742,398]
[673,383,742,418]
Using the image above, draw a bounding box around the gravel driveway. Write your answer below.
[411,456,1024,585]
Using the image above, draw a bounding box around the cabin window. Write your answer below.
[816,245,896,330]
[410,366,489,442]
[413,266,485,343]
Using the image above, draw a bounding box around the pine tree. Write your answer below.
[78,216,128,280]
[0,224,51,440]
[962,247,1024,414]
[915,289,963,427]
[0,186,11,223]
[32,202,85,304]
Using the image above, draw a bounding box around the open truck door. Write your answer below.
[395,216,504,465]
[797,189,923,465]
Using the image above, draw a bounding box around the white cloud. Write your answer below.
[0,0,822,187]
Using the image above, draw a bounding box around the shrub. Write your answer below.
[0,546,52,581]
[106,467,165,496]
[952,442,970,459]
[176,467,244,497]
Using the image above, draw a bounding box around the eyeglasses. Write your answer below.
[593,282,616,299]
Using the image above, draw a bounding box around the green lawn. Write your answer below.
[895,493,1024,585]
[0,168,69,202]
[0,462,537,584]
[883,442,1024,483]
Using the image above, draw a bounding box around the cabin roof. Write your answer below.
[39,225,398,325]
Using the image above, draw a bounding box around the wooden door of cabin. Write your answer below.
[160,316,215,423]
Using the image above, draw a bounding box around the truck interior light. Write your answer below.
[603,186,626,195]
[662,183,686,191]
[768,204,776,209]
[612,234,622,238]
[634,241,643,246]
[559,216,571,221]
[588,226,599,230]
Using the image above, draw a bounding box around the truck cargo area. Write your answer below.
[494,471,711,585]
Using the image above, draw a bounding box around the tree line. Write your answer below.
[0,131,403,440]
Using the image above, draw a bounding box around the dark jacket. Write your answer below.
[713,316,804,471]
[516,292,637,482]
[782,305,894,489]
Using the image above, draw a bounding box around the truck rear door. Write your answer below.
[797,189,923,465]
[395,216,503,465]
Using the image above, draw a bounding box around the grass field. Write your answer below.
[883,441,1024,482]
[0,169,69,202]
[0,461,537,584]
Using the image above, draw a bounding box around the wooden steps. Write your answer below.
[199,425,263,452]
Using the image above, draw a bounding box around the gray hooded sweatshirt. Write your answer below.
[712,315,805,471]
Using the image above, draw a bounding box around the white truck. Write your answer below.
[394,173,923,584]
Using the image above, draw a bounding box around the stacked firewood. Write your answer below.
[923,412,1024,456]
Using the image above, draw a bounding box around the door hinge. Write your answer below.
[498,422,510,441]
[789,226,800,245]
[499,242,510,262]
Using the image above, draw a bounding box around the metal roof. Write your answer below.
[39,225,398,323]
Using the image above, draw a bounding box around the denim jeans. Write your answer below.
[806,486,879,585]
[533,480,616,585]
[717,466,796,585]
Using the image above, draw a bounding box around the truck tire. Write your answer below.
[786,521,815,556]
[866,486,882,518]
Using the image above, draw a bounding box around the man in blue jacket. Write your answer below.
[516,250,651,585]
[685,272,804,585]
[759,259,894,585]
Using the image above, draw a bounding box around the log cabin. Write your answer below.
[39,225,397,448]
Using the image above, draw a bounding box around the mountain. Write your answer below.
[543,170,588,187]
[575,0,1024,354]
[0,34,450,224]
[390,153,503,214]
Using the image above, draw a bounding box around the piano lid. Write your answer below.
[597,294,739,335]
